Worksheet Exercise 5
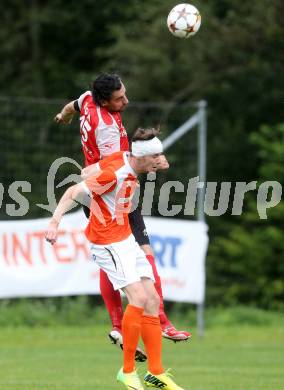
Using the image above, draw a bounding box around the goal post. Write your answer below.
[162,100,207,336]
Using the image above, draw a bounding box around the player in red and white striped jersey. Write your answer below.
[77,89,128,166]
[54,73,191,346]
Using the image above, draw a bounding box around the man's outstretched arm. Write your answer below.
[54,100,78,124]
[45,183,85,245]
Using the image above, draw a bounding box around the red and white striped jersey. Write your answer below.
[82,151,138,245]
[77,91,129,166]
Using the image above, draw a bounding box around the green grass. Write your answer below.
[0,319,283,390]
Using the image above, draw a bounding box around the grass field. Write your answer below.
[0,311,283,390]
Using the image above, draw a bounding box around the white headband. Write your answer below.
[131,137,163,157]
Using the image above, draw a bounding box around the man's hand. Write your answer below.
[54,101,77,124]
[155,155,169,170]
[45,220,59,245]
[54,112,73,124]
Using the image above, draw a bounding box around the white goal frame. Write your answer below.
[162,100,207,337]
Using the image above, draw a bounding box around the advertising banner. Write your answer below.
[0,211,208,303]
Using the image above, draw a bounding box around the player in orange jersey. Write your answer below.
[45,128,185,390]
[54,73,191,349]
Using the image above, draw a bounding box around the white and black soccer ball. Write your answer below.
[167,3,201,39]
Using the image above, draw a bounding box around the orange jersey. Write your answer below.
[82,152,138,244]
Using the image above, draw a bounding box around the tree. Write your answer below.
[0,0,137,97]
[207,123,284,310]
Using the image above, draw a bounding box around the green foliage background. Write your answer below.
[0,0,283,309]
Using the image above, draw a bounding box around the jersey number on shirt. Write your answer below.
[80,111,92,142]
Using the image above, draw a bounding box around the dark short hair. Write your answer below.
[92,73,122,106]
[131,127,161,142]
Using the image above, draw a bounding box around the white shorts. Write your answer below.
[90,234,155,290]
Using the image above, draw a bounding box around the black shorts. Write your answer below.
[82,206,150,246]
[128,207,150,246]
[82,205,90,219]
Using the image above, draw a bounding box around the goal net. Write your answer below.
[0,96,202,221]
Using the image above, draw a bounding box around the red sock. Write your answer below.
[100,269,123,330]
[146,255,171,328]
[122,305,144,373]
[141,314,164,375]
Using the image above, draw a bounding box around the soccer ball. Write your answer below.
[167,3,201,39]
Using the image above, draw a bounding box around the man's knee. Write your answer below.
[125,285,147,308]
[145,289,160,314]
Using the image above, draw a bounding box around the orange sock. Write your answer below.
[122,304,144,373]
[141,314,164,375]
